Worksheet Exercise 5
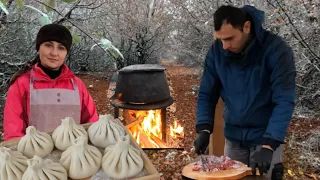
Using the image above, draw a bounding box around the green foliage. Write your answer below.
[90,38,124,61]
[0,0,6,5]
[100,38,112,49]
[15,0,24,9]
[107,46,122,59]
[65,26,72,30]
[25,5,52,25]
[0,0,9,15]
[72,34,81,43]
[39,15,52,25]
[44,0,55,12]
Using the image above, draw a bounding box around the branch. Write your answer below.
[296,84,311,89]
[76,1,108,9]
[54,0,81,24]
[301,53,320,72]
[4,61,25,66]
[0,38,19,45]
[267,0,320,64]
[178,3,204,36]
[77,0,99,7]
[35,0,107,54]
[0,0,14,24]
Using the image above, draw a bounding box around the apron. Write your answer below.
[29,69,81,132]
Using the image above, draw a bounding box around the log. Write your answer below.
[149,133,168,148]
[125,117,144,129]
[131,125,156,148]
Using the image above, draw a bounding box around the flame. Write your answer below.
[141,110,162,139]
[127,109,184,148]
[169,119,184,138]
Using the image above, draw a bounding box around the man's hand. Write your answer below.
[194,131,210,155]
[250,147,273,176]
[262,145,273,151]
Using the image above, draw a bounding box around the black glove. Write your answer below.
[194,131,210,155]
[250,147,273,176]
[272,163,284,180]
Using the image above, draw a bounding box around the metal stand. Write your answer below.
[161,108,167,143]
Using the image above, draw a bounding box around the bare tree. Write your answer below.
[91,0,173,67]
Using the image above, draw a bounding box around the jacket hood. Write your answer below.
[241,5,265,43]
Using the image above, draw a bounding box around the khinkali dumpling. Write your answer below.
[88,114,126,148]
[0,147,28,180]
[18,126,54,158]
[22,155,67,180]
[102,135,144,179]
[60,136,102,179]
[52,117,88,151]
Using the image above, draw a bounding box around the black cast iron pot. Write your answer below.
[110,64,173,110]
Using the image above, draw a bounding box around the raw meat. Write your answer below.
[192,156,241,172]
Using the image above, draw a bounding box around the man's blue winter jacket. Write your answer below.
[196,5,296,150]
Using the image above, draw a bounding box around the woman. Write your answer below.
[3,24,99,141]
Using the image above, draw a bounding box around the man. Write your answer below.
[194,5,296,180]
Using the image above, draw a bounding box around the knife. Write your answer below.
[200,155,207,172]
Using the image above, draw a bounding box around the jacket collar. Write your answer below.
[32,63,74,81]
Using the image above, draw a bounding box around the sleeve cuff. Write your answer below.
[262,138,283,151]
[196,123,213,134]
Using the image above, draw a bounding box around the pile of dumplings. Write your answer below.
[0,114,144,180]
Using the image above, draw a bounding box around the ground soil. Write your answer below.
[1,63,319,179]
[79,63,320,180]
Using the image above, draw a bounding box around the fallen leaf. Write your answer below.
[164,161,171,165]
[299,169,304,175]
[305,173,319,180]
[152,153,157,159]
[288,169,296,176]
[165,151,177,160]
[182,150,188,154]
[174,172,181,177]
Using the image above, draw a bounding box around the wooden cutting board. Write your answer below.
[182,161,257,180]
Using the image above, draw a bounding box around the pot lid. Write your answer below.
[119,64,166,73]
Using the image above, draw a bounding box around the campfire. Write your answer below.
[109,64,184,149]
[125,109,184,149]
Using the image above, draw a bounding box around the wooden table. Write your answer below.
[239,176,269,180]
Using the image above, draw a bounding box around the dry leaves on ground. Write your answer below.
[80,64,320,180]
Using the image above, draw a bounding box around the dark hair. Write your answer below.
[214,5,253,32]
[8,56,40,86]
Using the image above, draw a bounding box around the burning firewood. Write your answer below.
[131,125,156,148]
[149,133,168,148]
[125,117,144,129]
